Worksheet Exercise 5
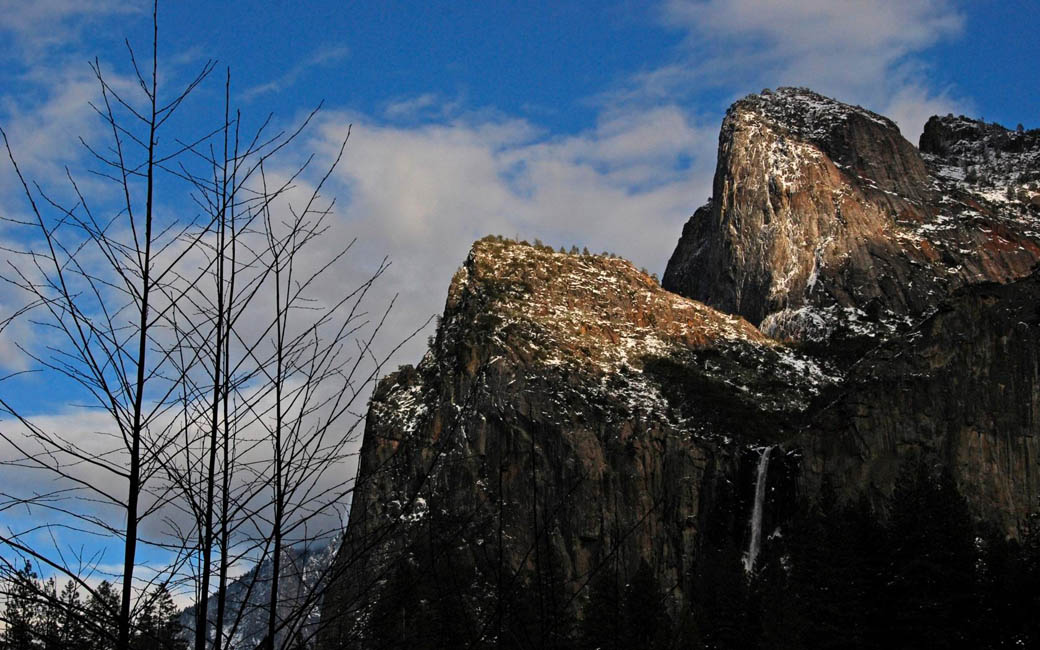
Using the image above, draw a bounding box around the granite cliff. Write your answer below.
[319,238,837,646]
[319,89,1040,648]
[659,87,1040,530]
[663,88,1040,345]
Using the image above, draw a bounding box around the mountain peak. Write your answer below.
[445,236,767,367]
[321,232,843,646]
[664,88,1040,341]
[433,235,832,425]
[731,87,901,143]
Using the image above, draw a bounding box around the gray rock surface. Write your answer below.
[319,90,1040,648]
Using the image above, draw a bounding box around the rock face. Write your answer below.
[800,272,1040,530]
[657,87,1040,532]
[320,90,1040,648]
[319,238,838,646]
[663,88,1040,344]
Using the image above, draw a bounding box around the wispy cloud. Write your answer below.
[605,0,969,139]
[383,92,468,122]
[241,45,350,101]
[0,0,143,60]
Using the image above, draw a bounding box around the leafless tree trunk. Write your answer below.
[0,1,224,646]
[0,2,428,647]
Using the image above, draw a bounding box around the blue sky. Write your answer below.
[1,0,1036,379]
[0,0,1038,594]
[178,0,1035,130]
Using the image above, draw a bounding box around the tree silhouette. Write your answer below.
[882,461,977,649]
[1,561,39,650]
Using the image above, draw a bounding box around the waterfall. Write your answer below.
[743,445,774,573]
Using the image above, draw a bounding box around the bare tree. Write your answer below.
[0,3,419,650]
[0,1,221,645]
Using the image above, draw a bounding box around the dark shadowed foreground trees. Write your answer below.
[335,452,1040,650]
[0,563,185,650]
[689,458,1040,650]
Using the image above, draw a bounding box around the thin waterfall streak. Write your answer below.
[744,445,774,573]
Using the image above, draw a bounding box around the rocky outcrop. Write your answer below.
[657,88,1040,532]
[319,238,837,647]
[663,88,1040,345]
[320,90,1040,648]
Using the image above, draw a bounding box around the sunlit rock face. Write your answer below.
[658,87,1040,534]
[663,87,1040,346]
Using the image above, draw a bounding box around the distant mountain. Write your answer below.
[182,534,340,649]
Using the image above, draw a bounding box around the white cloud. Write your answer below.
[0,67,105,194]
[384,93,441,120]
[286,99,717,388]
[0,0,142,60]
[664,0,962,54]
[382,93,467,122]
[882,82,966,143]
[641,0,969,139]
[240,45,350,101]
